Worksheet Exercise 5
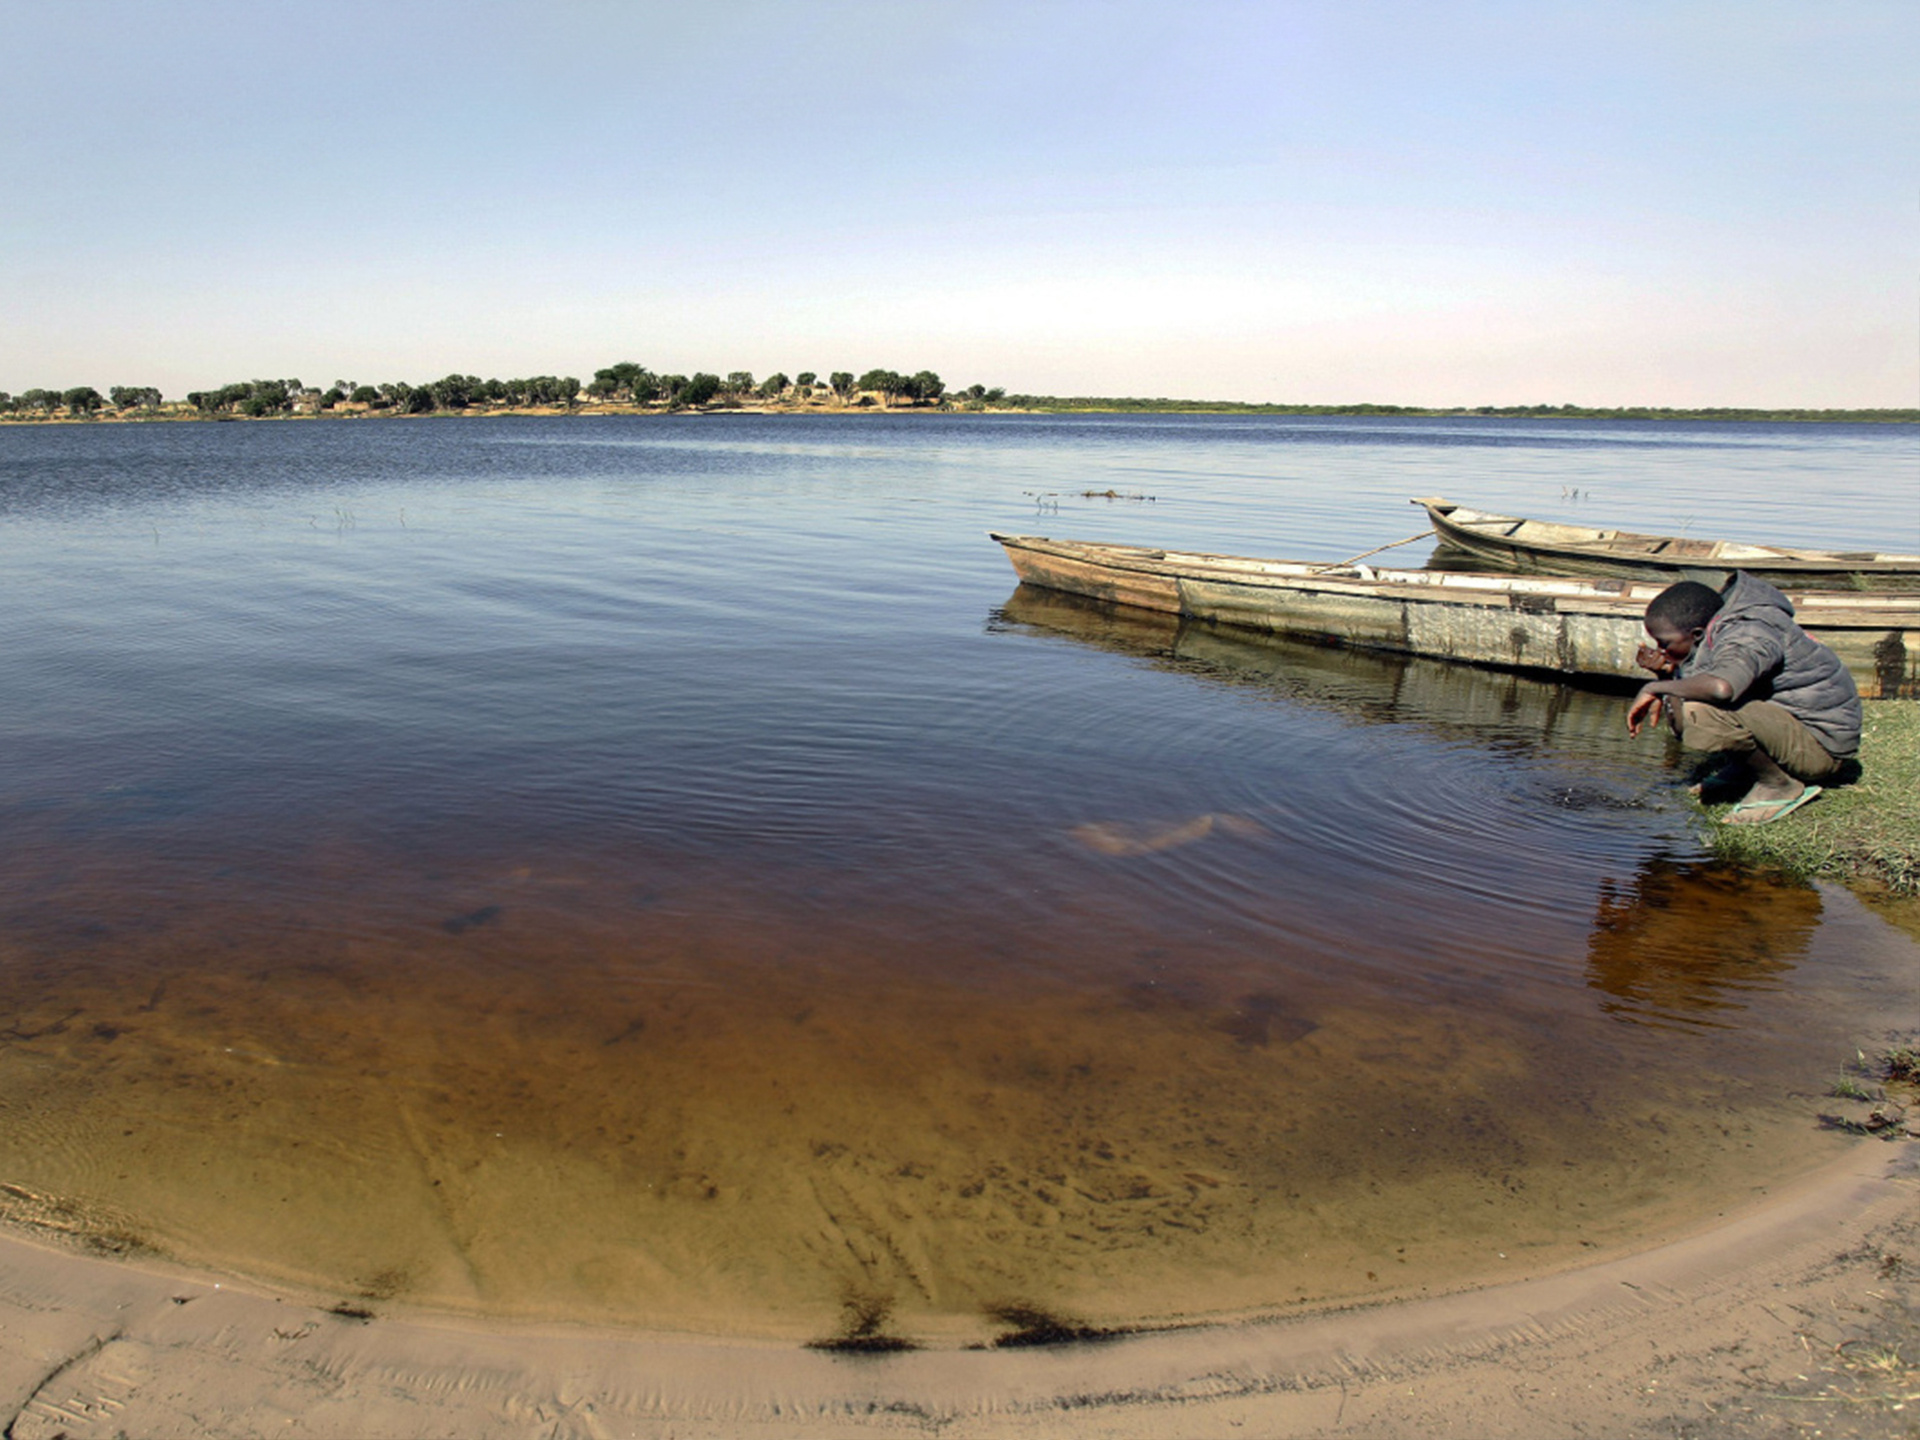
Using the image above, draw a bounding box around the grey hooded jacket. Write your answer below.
[1679,572,1861,758]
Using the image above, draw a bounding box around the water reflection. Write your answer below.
[1587,857,1819,1029]
[994,582,1631,760]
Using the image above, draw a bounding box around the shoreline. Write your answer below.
[4,404,1918,426]
[4,1139,1916,1436]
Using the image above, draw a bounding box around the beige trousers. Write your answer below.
[1675,699,1844,783]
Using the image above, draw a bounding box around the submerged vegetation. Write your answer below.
[0,371,1911,424]
[1707,701,1920,896]
[1820,1043,1920,1139]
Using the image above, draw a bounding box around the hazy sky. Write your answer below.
[3,1,1914,406]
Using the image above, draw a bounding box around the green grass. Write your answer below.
[1706,701,1920,894]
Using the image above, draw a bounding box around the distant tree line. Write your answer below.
[583,364,970,409]
[0,362,1008,419]
[1,386,109,415]
[171,374,590,417]
[4,377,1911,424]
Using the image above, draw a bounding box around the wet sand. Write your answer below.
[3,1138,1916,1438]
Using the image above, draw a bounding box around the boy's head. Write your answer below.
[1643,580,1723,663]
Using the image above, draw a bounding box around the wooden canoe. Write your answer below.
[1415,496,1920,591]
[990,532,1920,699]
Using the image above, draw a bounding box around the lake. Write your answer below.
[1,412,1915,1343]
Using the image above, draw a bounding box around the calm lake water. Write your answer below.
[1,413,1916,1342]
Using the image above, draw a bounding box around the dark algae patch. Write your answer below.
[983,1304,1143,1349]
[441,904,503,935]
[807,1295,920,1354]
[0,1181,155,1258]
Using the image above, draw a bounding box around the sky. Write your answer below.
[2,0,1915,407]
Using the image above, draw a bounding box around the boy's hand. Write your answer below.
[1635,644,1674,676]
[1627,689,1664,737]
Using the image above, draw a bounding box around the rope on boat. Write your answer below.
[1309,528,1435,573]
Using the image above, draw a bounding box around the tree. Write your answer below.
[681,373,721,406]
[592,361,658,403]
[908,370,943,403]
[857,369,908,405]
[795,371,817,391]
[240,380,292,417]
[429,374,482,409]
[829,371,855,400]
[349,385,381,406]
[724,371,755,396]
[110,386,162,410]
[758,372,789,399]
[62,386,105,415]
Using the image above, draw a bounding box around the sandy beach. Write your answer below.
[3,1137,1915,1438]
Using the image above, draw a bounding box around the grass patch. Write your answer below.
[1706,701,1920,896]
[1816,1043,1920,1139]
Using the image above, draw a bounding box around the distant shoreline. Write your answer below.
[3,400,1916,426]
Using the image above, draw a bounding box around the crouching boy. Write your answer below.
[1627,573,1860,824]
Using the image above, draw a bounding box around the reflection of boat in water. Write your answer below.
[994,582,1635,755]
[991,532,1920,699]
[1417,496,1920,592]
[1585,856,1820,1029]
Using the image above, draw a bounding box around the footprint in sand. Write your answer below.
[1069,812,1264,857]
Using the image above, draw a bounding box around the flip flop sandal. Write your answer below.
[1721,785,1822,826]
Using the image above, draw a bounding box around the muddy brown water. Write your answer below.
[3,807,1906,1344]
[2,414,1914,1343]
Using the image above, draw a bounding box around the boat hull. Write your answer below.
[991,533,1920,699]
[1417,497,1920,592]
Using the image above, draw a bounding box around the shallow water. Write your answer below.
[0,413,1915,1339]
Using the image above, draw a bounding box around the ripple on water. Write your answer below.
[2,415,1915,1337]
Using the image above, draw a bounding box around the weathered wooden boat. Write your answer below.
[1415,496,1920,591]
[990,532,1920,699]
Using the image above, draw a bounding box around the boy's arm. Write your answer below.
[1627,672,1735,736]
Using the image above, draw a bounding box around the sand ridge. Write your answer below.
[3,1138,1916,1438]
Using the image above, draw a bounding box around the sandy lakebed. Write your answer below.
[2,1137,1918,1439]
